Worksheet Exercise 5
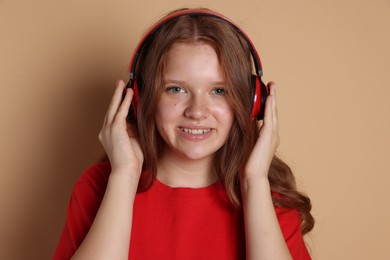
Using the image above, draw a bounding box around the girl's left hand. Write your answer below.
[241,82,280,181]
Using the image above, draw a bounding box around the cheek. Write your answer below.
[213,102,235,124]
[155,100,181,125]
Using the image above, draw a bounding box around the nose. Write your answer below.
[184,95,210,119]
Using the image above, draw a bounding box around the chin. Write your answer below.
[175,148,217,161]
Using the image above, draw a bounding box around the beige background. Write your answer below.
[1,0,389,259]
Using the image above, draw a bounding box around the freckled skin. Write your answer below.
[155,42,234,162]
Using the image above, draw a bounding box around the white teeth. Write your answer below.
[180,127,211,134]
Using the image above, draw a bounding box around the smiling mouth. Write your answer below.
[179,127,211,135]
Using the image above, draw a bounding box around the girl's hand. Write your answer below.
[242,82,279,181]
[98,80,144,176]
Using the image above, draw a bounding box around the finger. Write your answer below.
[106,80,126,124]
[263,88,274,128]
[115,87,134,123]
[269,83,279,132]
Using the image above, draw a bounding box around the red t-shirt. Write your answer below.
[53,162,311,259]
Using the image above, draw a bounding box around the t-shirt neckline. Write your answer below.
[152,177,224,200]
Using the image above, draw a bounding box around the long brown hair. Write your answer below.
[105,8,314,235]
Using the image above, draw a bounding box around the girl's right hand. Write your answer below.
[98,80,144,177]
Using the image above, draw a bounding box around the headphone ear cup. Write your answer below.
[250,75,269,121]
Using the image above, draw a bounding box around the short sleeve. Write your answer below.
[275,206,312,260]
[52,162,111,260]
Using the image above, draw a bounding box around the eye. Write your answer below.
[211,88,226,95]
[166,86,186,94]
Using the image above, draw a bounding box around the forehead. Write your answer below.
[166,41,218,62]
[164,42,224,81]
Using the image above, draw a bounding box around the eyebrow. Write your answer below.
[163,79,226,86]
[163,79,186,85]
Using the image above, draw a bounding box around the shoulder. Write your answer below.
[274,206,302,238]
[77,161,111,181]
[53,162,112,259]
[272,193,312,259]
[74,162,112,195]
[66,162,112,218]
[275,206,312,259]
[272,192,302,239]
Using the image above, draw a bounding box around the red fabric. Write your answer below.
[53,162,311,260]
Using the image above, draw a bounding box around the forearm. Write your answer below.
[241,175,292,260]
[71,171,139,260]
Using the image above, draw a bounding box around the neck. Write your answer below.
[157,148,218,188]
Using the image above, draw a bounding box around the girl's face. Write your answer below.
[155,42,234,161]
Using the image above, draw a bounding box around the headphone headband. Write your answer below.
[128,9,263,81]
[126,9,268,122]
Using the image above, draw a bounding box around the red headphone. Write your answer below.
[126,9,269,121]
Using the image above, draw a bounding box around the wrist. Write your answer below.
[240,174,270,193]
[110,168,141,187]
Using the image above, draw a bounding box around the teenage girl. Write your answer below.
[54,8,314,260]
